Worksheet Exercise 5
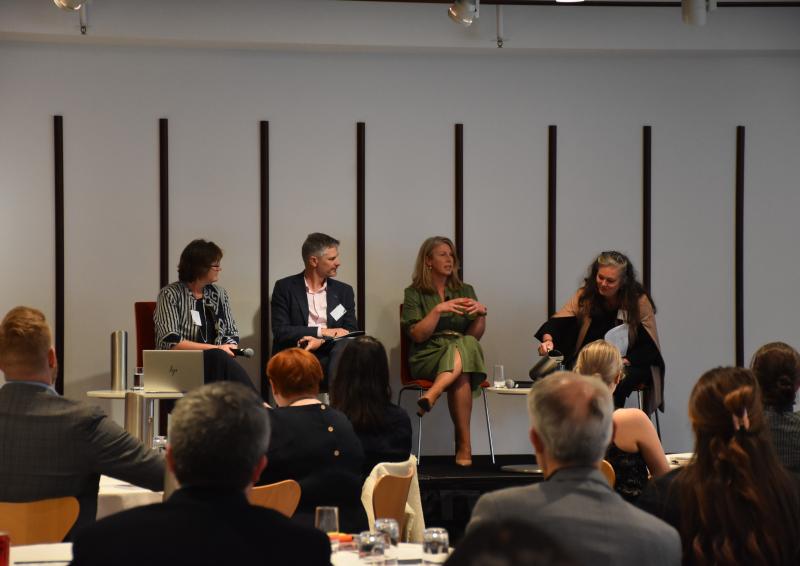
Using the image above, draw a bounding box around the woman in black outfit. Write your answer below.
[535,250,664,409]
[331,336,412,477]
[259,348,368,534]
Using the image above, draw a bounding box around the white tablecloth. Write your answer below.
[97,475,163,520]
[10,542,72,565]
[332,542,445,565]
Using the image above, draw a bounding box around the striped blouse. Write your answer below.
[154,281,239,350]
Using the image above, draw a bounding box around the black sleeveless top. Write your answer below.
[606,442,649,503]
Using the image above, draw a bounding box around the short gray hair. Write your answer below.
[302,232,340,265]
[169,382,270,490]
[527,371,613,466]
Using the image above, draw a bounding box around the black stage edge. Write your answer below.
[418,454,542,545]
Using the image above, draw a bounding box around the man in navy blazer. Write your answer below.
[271,233,359,386]
[71,382,331,566]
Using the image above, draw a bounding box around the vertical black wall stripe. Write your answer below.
[735,126,745,366]
[547,125,558,316]
[455,124,464,277]
[159,119,169,289]
[642,126,652,293]
[54,115,65,395]
[260,121,270,395]
[356,123,366,331]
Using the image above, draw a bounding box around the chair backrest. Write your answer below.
[134,301,157,367]
[599,459,616,488]
[372,468,414,536]
[0,496,79,545]
[248,480,302,518]
[398,304,415,385]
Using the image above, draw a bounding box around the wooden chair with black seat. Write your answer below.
[0,496,79,545]
[248,479,302,518]
[372,468,414,537]
[599,459,616,488]
[397,305,496,465]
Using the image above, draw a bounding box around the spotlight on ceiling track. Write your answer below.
[448,0,479,27]
[53,0,85,9]
[53,0,89,35]
[682,0,717,26]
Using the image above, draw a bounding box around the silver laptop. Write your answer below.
[142,350,204,393]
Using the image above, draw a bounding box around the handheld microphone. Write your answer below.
[232,347,255,358]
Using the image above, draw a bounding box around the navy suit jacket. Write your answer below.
[271,272,359,354]
[71,486,331,566]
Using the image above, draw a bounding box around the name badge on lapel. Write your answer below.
[191,310,202,326]
[330,304,346,321]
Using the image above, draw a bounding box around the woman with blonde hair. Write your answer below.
[401,236,488,466]
[639,367,800,565]
[574,339,669,501]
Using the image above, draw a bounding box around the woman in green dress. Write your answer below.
[402,236,488,466]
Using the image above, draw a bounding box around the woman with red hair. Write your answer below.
[258,348,367,533]
[639,367,800,565]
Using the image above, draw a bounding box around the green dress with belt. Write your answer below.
[402,284,487,392]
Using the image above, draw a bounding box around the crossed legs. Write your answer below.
[417,348,473,465]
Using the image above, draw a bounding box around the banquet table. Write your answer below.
[332,542,441,565]
[9,542,437,565]
[9,543,72,565]
[97,475,163,520]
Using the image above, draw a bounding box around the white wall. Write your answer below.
[1,1,799,455]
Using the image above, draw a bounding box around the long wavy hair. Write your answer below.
[750,342,800,409]
[578,250,654,345]
[675,367,800,565]
[330,336,392,432]
[410,236,463,294]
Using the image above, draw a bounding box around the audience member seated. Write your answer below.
[573,339,669,501]
[751,341,800,473]
[638,367,800,566]
[445,519,578,566]
[71,382,330,566]
[402,236,488,466]
[467,371,680,566]
[154,238,253,388]
[331,335,412,477]
[0,306,164,535]
[259,348,368,533]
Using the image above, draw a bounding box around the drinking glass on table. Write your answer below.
[493,364,505,388]
[422,527,449,564]
[315,506,340,552]
[132,366,144,390]
[375,517,400,546]
[358,531,387,562]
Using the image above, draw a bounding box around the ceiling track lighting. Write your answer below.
[53,0,89,35]
[448,0,479,27]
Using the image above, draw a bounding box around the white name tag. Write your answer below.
[330,304,346,321]
[191,310,202,326]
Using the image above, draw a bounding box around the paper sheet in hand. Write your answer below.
[604,324,629,357]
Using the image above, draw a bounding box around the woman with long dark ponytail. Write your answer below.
[639,367,800,565]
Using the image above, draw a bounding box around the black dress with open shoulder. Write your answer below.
[606,442,649,503]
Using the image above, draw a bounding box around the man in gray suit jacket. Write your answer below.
[0,306,164,534]
[468,372,681,566]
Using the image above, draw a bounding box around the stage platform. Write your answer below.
[417,454,543,544]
